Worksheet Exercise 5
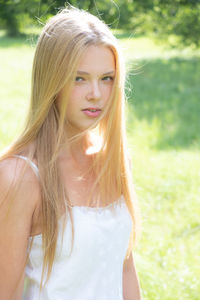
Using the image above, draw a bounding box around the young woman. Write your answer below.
[0,7,141,300]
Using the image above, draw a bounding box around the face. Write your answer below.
[58,45,116,136]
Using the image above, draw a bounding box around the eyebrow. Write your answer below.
[76,71,115,75]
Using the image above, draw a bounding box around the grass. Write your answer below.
[132,150,200,299]
[0,31,200,299]
[123,34,200,299]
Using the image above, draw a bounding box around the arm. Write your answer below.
[0,158,40,300]
[123,251,141,300]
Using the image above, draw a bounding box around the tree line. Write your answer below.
[0,0,200,47]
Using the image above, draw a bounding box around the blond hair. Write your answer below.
[0,7,140,289]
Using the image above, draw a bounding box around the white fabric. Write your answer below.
[16,156,132,300]
[13,155,39,178]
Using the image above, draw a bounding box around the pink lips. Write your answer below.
[82,107,102,117]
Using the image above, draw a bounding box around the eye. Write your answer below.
[75,76,85,82]
[102,76,114,81]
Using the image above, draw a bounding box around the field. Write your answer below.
[0,30,200,299]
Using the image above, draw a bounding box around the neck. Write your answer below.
[59,131,92,166]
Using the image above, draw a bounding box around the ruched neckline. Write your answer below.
[68,195,125,211]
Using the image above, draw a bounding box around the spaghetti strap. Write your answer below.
[13,155,39,177]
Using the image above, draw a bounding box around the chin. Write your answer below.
[66,120,98,136]
[77,121,98,132]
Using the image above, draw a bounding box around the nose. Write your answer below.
[86,80,101,101]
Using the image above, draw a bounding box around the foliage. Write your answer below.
[0,0,200,47]
[147,0,200,47]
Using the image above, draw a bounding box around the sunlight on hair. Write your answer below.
[86,132,103,155]
[0,7,140,292]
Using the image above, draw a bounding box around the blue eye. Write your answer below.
[75,76,84,82]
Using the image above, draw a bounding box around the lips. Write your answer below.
[82,107,101,112]
[82,107,102,117]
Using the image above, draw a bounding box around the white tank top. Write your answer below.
[15,155,133,300]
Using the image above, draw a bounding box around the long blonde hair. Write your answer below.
[0,7,140,289]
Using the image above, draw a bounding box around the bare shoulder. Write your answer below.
[0,157,41,297]
[0,157,40,221]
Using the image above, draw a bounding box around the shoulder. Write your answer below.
[0,157,41,295]
[0,156,39,188]
[0,157,40,220]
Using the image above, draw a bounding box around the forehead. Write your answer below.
[77,45,115,74]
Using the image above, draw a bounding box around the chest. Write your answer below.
[29,197,132,264]
[61,165,101,207]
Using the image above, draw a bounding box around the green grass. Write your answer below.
[0,31,200,299]
[132,150,200,299]
[123,35,200,299]
[0,34,33,148]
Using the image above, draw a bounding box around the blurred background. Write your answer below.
[0,1,200,299]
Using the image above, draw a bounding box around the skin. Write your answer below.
[0,45,141,299]
[0,158,41,299]
[123,252,142,300]
[58,45,115,137]
[57,45,117,207]
[59,44,141,299]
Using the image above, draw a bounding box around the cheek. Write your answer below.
[69,86,85,102]
[102,84,113,100]
[67,87,86,115]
